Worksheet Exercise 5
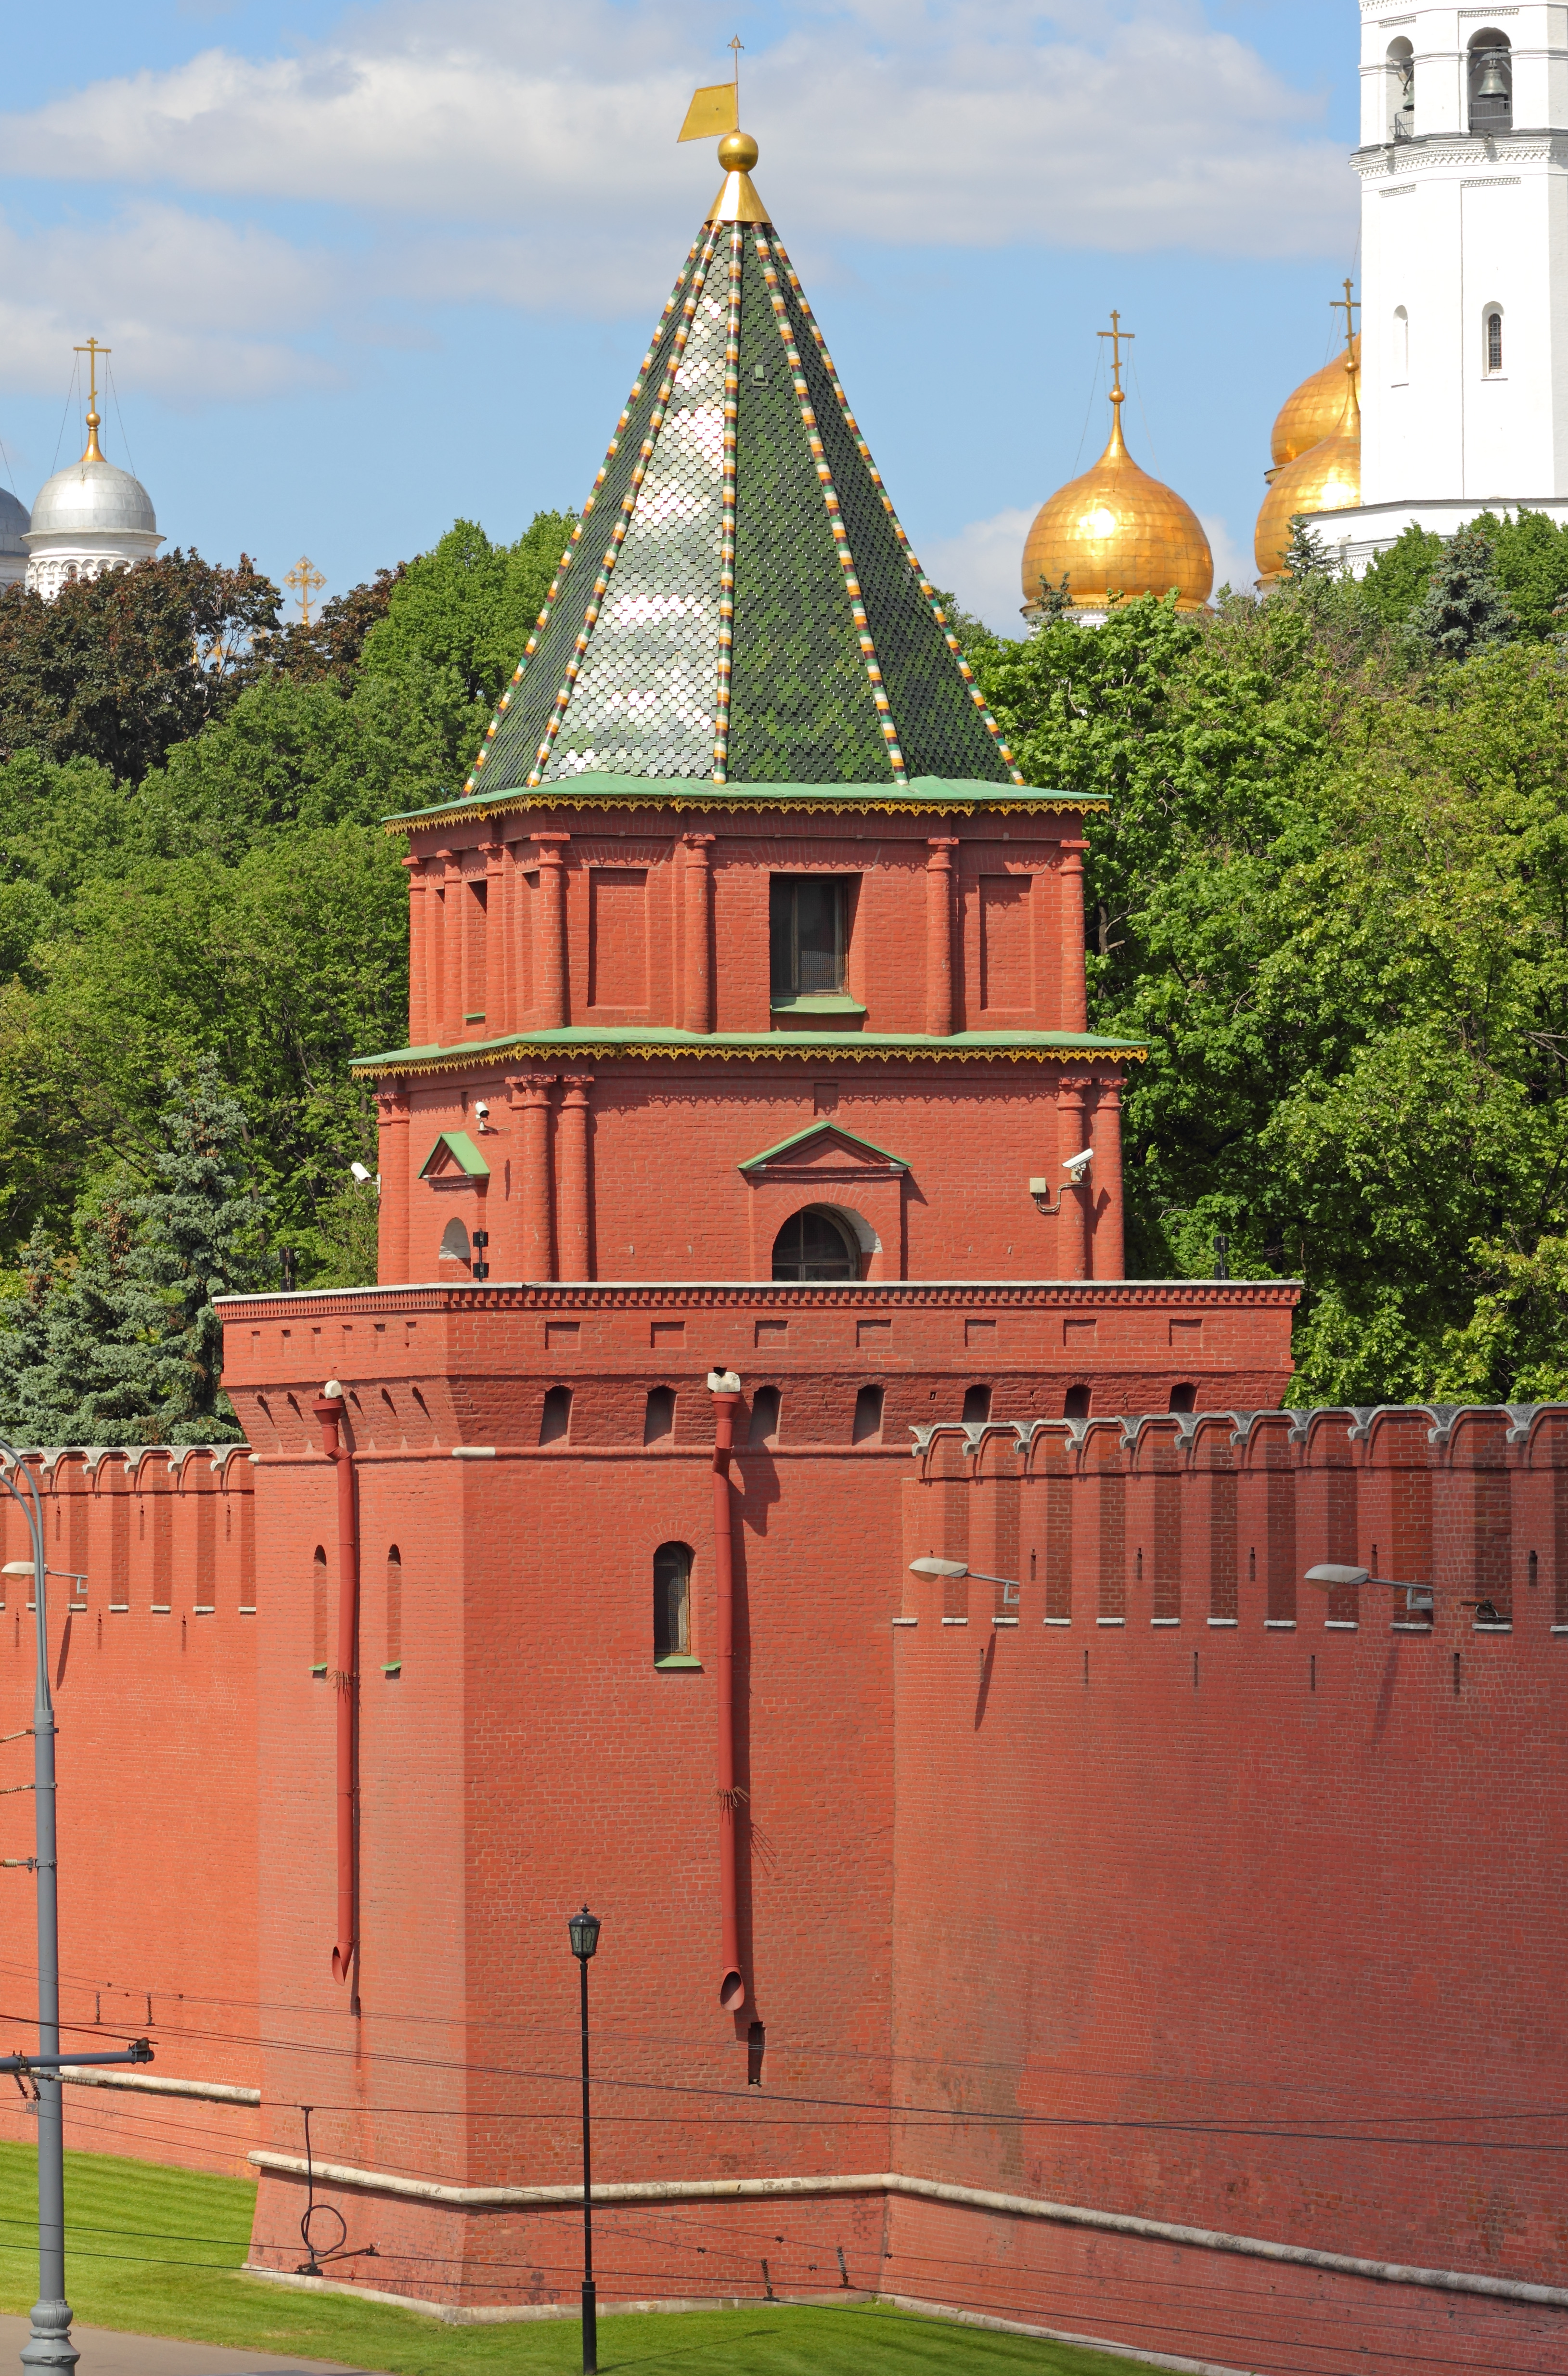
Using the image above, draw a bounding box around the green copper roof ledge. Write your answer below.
[353,1027,1146,1081]
[382,775,1108,831]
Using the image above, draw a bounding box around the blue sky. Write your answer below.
[0,3,1361,628]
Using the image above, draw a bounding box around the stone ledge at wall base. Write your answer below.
[246,2155,1568,2312]
[243,2269,876,2325]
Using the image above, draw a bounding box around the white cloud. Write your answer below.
[0,203,338,405]
[0,1,1353,293]
[920,506,1038,633]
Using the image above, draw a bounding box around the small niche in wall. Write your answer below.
[644,1387,676,1446]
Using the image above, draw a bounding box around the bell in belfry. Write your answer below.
[1475,49,1510,100]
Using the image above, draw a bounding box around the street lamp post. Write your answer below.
[0,1449,157,2376]
[567,1906,602,2375]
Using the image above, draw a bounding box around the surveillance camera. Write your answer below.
[349,1161,373,1186]
[474,1099,490,1131]
[1062,1148,1093,1181]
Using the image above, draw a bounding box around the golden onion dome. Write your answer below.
[1021,386,1213,620]
[1253,357,1361,586]
[1270,334,1360,470]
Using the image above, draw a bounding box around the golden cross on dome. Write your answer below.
[1331,277,1360,361]
[285,554,326,628]
[72,337,110,462]
[1098,311,1134,396]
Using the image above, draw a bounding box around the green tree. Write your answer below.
[1359,522,1445,625]
[0,1065,260,1445]
[1482,507,1568,638]
[1279,516,1335,579]
[268,566,406,686]
[359,512,576,710]
[1407,522,1515,660]
[0,553,282,781]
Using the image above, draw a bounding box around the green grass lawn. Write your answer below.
[0,2142,1159,2376]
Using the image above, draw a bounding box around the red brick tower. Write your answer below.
[219,122,1297,2318]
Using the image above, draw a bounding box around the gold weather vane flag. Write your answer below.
[678,34,743,140]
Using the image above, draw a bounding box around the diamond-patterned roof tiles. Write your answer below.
[471,208,1019,797]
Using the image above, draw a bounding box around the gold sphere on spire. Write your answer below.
[717,129,758,172]
[1021,387,1213,621]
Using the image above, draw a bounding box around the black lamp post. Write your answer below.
[567,1905,602,2375]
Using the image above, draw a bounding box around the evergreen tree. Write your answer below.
[0,1065,261,1445]
[1278,516,1334,580]
[1407,523,1515,660]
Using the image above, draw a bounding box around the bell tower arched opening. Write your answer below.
[1387,38,1414,142]
[1468,32,1512,133]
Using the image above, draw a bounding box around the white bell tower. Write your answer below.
[1307,2,1568,560]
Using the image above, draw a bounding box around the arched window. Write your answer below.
[643,1386,676,1445]
[1485,307,1504,374]
[771,1207,858,1281]
[852,1383,884,1444]
[1388,38,1414,141]
[1393,305,1409,383]
[312,1545,328,1675]
[962,1383,992,1425]
[748,1385,782,1447]
[1064,1384,1092,1420]
[438,1217,471,1266]
[540,1385,572,1444]
[654,1541,693,1664]
[1169,1382,1196,1414]
[385,1546,402,1675]
[1468,32,1512,133]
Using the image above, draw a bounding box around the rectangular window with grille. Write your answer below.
[770,876,850,1001]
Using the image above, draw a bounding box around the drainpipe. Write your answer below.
[313,1382,359,1987]
[707,1370,745,2012]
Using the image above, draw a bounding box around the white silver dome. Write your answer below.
[29,455,155,538]
[0,489,28,558]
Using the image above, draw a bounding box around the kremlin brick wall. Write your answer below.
[0,1340,1561,2372]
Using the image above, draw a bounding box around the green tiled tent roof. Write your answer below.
[466,198,1021,796]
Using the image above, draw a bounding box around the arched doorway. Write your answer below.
[771,1207,860,1282]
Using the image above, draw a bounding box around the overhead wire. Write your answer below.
[0,2095,1539,2376]
[47,360,79,479]
[5,1954,1551,2130]
[103,361,136,481]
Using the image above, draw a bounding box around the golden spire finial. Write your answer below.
[1097,311,1134,454]
[1330,277,1362,428]
[73,337,110,463]
[285,555,326,629]
[679,38,767,220]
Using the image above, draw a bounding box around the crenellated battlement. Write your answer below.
[0,1446,257,1619]
[908,1402,1568,1637]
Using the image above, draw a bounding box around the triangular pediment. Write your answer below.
[739,1123,907,1176]
[419,1131,490,1182]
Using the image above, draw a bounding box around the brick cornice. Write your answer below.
[217,1278,1302,1320]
